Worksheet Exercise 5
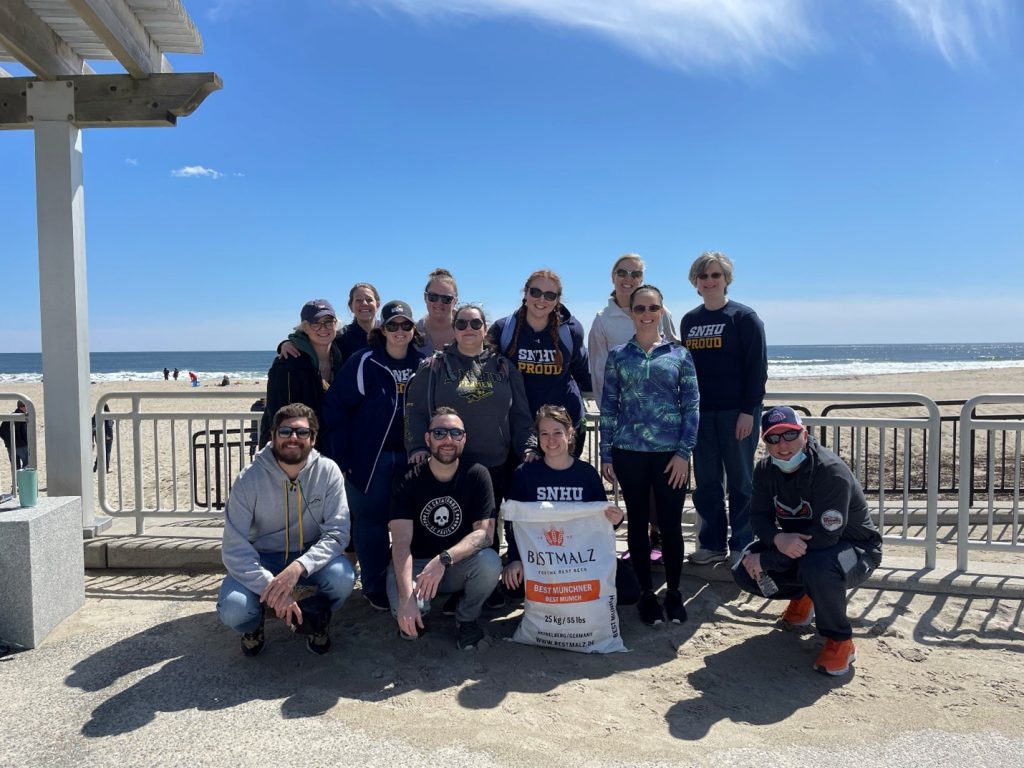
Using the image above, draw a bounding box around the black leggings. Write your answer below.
[613,448,687,592]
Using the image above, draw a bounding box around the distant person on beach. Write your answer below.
[260,299,344,452]
[323,300,426,612]
[599,284,699,626]
[389,407,501,649]
[188,371,199,387]
[91,404,113,473]
[218,403,355,657]
[278,283,381,367]
[734,406,883,676]
[219,376,230,387]
[163,367,170,381]
[248,397,266,459]
[173,368,180,381]
[682,252,767,567]
[0,400,29,469]
[416,268,459,354]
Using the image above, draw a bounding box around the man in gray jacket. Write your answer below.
[217,403,355,656]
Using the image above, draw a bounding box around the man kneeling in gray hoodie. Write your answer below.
[217,403,355,656]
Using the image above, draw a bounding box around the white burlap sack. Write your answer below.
[501,499,626,653]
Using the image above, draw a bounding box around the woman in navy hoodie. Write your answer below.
[488,269,592,457]
[323,300,425,611]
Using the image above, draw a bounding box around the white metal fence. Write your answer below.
[3,388,1021,572]
[957,394,1023,570]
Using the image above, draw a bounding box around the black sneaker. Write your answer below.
[306,629,331,655]
[638,590,664,626]
[456,620,485,650]
[484,587,506,611]
[664,589,687,624]
[240,610,265,657]
[441,593,460,617]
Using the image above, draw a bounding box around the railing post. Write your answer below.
[132,394,145,535]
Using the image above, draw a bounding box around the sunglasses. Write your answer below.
[528,287,560,302]
[307,318,337,331]
[698,271,723,280]
[454,318,484,331]
[615,269,643,279]
[631,304,662,314]
[384,319,414,332]
[276,426,313,439]
[430,427,466,441]
[425,292,455,305]
[764,429,803,445]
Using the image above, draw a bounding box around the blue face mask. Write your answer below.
[770,450,806,473]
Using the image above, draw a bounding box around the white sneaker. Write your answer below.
[688,548,728,565]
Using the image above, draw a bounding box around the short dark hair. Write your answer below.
[272,403,318,434]
[429,406,461,428]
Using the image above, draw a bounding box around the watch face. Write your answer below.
[440,551,453,566]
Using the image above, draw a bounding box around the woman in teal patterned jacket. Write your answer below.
[599,284,700,627]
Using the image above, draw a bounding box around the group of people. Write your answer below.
[219,254,882,676]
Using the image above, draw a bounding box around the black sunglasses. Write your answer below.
[698,271,723,280]
[276,426,313,439]
[425,292,455,305]
[631,304,662,314]
[615,269,643,279]
[454,318,484,331]
[528,287,560,302]
[430,427,466,441]
[384,319,414,332]
[764,429,802,445]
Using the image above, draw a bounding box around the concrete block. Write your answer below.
[104,536,222,570]
[0,496,85,649]
[83,539,108,569]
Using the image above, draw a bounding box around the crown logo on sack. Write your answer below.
[543,527,564,547]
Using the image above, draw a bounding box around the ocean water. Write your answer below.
[0,343,1023,383]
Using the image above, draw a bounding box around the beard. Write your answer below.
[272,442,311,467]
[430,445,460,465]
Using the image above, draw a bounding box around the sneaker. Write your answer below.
[306,629,332,656]
[240,610,265,657]
[638,591,664,626]
[781,594,815,626]
[664,589,687,624]
[484,586,506,611]
[363,592,390,612]
[688,548,728,565]
[441,593,460,617]
[814,639,856,675]
[456,620,484,650]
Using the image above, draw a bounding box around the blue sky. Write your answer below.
[2,0,1022,352]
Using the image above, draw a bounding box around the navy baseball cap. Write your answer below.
[381,300,414,324]
[761,406,804,437]
[300,299,336,323]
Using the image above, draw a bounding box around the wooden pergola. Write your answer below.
[0,0,221,533]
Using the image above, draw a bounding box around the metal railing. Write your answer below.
[94,390,264,533]
[957,395,1024,570]
[0,393,37,497]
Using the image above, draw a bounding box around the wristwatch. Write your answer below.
[439,550,454,568]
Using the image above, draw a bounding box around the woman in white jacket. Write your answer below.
[587,253,679,407]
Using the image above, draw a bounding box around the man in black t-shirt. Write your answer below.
[388,407,502,650]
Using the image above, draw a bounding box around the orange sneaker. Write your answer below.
[781,594,814,626]
[814,639,856,676]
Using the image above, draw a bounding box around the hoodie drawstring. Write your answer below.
[283,479,305,562]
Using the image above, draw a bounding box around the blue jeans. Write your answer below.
[386,548,502,624]
[691,407,760,553]
[217,551,356,634]
[346,450,405,602]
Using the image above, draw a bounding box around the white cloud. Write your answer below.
[881,0,1009,64]
[125,158,138,166]
[366,0,819,71]
[170,165,224,180]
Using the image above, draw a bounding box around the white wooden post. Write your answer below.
[27,80,97,533]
